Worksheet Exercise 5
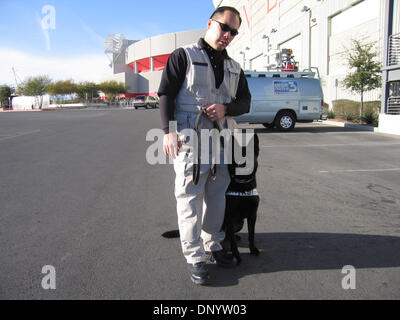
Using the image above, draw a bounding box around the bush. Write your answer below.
[363,101,381,115]
[361,110,379,126]
[327,110,336,119]
[343,112,357,121]
[333,99,359,117]
[333,99,380,123]
[2,104,10,110]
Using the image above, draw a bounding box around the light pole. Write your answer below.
[301,6,312,70]
[239,51,246,69]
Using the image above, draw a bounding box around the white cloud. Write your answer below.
[0,48,113,86]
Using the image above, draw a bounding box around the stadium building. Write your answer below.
[106,30,205,98]
[108,0,399,134]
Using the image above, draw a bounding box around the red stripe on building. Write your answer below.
[128,62,136,73]
[136,58,150,73]
[267,0,278,14]
[153,54,170,71]
[127,54,170,73]
[117,92,158,98]
[243,5,250,28]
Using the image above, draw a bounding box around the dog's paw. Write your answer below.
[250,247,260,256]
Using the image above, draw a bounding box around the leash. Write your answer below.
[193,109,224,185]
[192,110,204,185]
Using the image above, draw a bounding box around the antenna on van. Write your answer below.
[278,49,299,72]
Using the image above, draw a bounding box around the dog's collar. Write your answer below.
[226,189,258,197]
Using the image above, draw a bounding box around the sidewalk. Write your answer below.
[322,119,379,132]
[0,103,109,112]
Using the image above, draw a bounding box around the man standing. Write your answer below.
[158,6,251,285]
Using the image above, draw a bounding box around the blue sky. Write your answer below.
[0,0,215,85]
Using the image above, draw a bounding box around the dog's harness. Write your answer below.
[225,189,259,197]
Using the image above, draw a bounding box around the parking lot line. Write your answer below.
[261,142,400,148]
[0,130,41,142]
[319,168,400,173]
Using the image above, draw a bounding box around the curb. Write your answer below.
[322,120,379,132]
[0,109,42,113]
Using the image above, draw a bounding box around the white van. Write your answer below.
[235,70,324,131]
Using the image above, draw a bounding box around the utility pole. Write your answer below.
[12,67,21,91]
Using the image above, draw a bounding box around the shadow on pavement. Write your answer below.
[207,232,400,287]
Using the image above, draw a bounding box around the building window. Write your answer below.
[389,81,400,97]
[388,81,400,114]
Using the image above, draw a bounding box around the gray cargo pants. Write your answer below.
[173,115,230,265]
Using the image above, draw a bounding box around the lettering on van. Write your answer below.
[273,81,298,94]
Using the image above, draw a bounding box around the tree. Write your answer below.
[0,85,12,108]
[46,80,77,103]
[76,82,99,101]
[343,39,382,121]
[98,81,128,103]
[20,75,52,109]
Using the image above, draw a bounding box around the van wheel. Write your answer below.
[262,123,275,129]
[275,111,296,131]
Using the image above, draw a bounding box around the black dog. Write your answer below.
[162,132,260,265]
[222,132,260,264]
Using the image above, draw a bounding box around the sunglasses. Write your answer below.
[212,19,239,37]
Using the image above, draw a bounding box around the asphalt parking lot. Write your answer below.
[0,109,399,300]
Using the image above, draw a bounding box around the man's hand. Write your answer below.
[163,132,182,158]
[204,104,226,122]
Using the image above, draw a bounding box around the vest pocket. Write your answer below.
[191,64,209,87]
[228,70,240,98]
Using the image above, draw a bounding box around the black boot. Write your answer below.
[187,262,209,285]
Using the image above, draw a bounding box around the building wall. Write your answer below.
[12,95,50,110]
[393,0,400,34]
[380,0,400,135]
[213,0,385,109]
